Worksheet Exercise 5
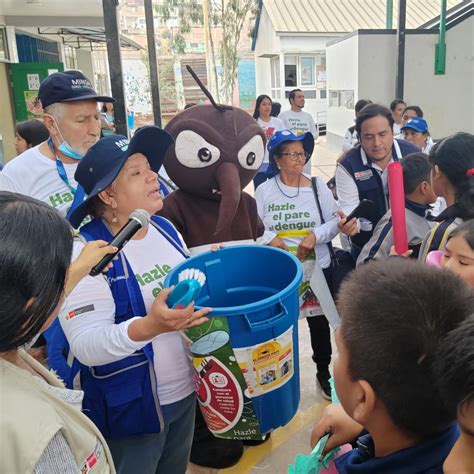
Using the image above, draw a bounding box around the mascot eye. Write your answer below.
[198,148,212,162]
[237,135,264,170]
[246,152,256,166]
[175,130,220,168]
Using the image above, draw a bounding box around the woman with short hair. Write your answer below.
[255,130,357,400]
[14,119,50,155]
[62,126,211,473]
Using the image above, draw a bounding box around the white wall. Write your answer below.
[326,34,359,150]
[357,34,396,104]
[404,18,474,137]
[254,6,280,97]
[326,19,473,149]
[280,35,336,53]
[76,49,94,81]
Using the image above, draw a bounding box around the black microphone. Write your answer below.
[89,209,150,276]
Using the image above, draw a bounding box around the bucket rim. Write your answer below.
[164,245,303,316]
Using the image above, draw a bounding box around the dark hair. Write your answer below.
[253,94,272,119]
[355,103,394,137]
[271,102,281,117]
[0,192,72,352]
[15,119,49,147]
[429,132,474,219]
[447,219,474,250]
[355,99,372,114]
[337,259,474,438]
[401,152,432,194]
[403,105,424,118]
[289,89,302,103]
[390,99,406,111]
[101,103,113,113]
[434,315,474,421]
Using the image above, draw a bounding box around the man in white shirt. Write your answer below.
[335,103,420,258]
[279,89,318,175]
[0,70,114,216]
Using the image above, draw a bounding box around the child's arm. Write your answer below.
[65,240,118,296]
[310,404,364,455]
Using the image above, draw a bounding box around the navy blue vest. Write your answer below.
[49,215,187,439]
[339,139,419,249]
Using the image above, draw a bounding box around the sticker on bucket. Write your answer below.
[181,317,264,440]
[234,327,294,397]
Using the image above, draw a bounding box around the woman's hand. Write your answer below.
[131,287,212,341]
[296,231,316,261]
[337,210,359,237]
[65,240,118,295]
[268,237,289,251]
[310,404,363,454]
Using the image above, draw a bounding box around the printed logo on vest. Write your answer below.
[354,170,373,181]
[81,440,103,473]
[67,304,95,320]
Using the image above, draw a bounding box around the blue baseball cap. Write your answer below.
[38,70,114,109]
[68,126,173,228]
[267,130,315,165]
[401,117,429,133]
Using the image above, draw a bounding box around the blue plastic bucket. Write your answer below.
[165,245,302,439]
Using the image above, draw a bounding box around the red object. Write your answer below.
[467,168,474,177]
[388,162,408,255]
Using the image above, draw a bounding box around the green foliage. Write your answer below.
[156,0,258,104]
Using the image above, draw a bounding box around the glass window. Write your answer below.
[319,89,327,99]
[284,55,297,87]
[300,57,315,86]
[329,91,338,108]
[0,28,8,61]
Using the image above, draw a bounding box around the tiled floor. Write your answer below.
[186,139,339,474]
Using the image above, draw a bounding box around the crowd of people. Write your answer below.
[0,70,473,474]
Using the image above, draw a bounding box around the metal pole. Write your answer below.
[144,0,162,127]
[435,0,447,75]
[386,0,393,29]
[102,0,128,136]
[395,0,406,99]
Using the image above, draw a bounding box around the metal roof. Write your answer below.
[34,27,144,51]
[262,0,463,34]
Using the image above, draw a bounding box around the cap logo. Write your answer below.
[70,78,93,89]
[115,139,129,151]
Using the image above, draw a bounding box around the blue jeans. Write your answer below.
[106,393,196,474]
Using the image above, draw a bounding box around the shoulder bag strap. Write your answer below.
[310,177,336,261]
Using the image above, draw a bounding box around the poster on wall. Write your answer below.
[300,57,315,86]
[27,73,40,90]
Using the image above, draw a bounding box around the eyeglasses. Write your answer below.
[279,151,307,161]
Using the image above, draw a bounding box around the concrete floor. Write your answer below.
[186,139,339,474]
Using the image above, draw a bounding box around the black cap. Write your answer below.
[38,70,114,109]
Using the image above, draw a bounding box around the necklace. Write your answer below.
[274,174,302,198]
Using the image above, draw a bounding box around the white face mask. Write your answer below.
[52,118,84,160]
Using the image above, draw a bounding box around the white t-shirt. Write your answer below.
[255,175,339,269]
[278,110,318,174]
[278,110,318,139]
[59,225,194,406]
[0,145,78,216]
[257,117,285,165]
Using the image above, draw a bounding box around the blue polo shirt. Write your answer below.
[335,423,459,473]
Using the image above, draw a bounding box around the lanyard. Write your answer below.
[47,138,86,221]
[47,138,77,195]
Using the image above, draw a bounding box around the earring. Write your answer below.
[112,208,118,223]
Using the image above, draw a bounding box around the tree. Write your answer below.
[156,0,258,104]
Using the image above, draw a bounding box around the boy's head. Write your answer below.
[434,314,474,435]
[334,259,474,440]
[401,152,437,205]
